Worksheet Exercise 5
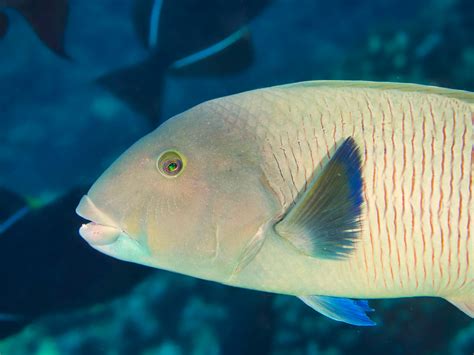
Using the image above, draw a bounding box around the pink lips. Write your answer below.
[79,222,122,246]
[76,195,122,246]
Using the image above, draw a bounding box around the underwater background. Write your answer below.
[0,0,473,354]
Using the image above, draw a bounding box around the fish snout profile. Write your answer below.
[76,195,122,246]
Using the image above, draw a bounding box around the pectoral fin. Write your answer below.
[275,137,363,259]
[231,223,267,276]
[299,295,376,326]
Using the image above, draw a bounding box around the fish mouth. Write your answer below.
[76,195,123,246]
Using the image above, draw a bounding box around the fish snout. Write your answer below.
[76,195,122,246]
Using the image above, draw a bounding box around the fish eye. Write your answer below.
[157,151,185,177]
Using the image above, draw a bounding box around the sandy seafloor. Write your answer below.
[0,0,473,354]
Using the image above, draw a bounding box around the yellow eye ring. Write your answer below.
[156,150,185,177]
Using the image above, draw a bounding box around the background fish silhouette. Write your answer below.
[97,0,271,125]
[0,0,69,57]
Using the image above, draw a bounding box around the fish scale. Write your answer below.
[224,84,473,299]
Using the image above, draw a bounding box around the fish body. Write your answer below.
[77,81,473,325]
[222,83,473,299]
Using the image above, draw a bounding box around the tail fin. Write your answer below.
[7,0,69,57]
[95,55,168,127]
[169,27,254,77]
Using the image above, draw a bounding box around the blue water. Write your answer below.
[0,0,472,354]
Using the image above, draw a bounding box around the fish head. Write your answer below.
[76,102,276,281]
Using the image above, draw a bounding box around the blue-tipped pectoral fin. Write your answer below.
[275,137,363,259]
[299,295,376,326]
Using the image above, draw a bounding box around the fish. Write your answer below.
[0,0,69,57]
[0,187,152,339]
[76,81,473,326]
[96,0,270,124]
